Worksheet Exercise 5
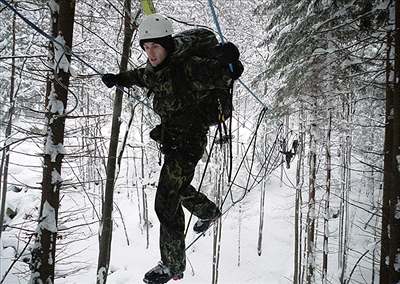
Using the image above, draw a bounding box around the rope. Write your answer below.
[206,0,225,43]
[206,0,268,109]
[185,0,273,250]
[185,107,268,251]
[184,127,219,238]
[220,108,267,210]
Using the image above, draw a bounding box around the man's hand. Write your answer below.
[228,60,244,80]
[102,73,118,88]
[214,42,240,65]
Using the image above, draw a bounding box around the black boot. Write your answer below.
[193,210,222,234]
[143,262,183,284]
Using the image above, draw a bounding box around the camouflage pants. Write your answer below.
[155,150,220,275]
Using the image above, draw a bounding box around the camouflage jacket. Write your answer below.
[117,33,233,145]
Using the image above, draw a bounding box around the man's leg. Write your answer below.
[154,154,197,275]
[180,184,221,220]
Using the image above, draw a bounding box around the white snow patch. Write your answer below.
[48,0,59,13]
[39,201,57,233]
[48,87,64,114]
[49,251,54,265]
[375,0,389,10]
[54,35,70,73]
[396,155,400,174]
[340,58,363,69]
[51,169,63,186]
[45,132,66,162]
[395,197,400,220]
[69,65,78,77]
[97,267,107,284]
[395,252,400,272]
[4,136,17,148]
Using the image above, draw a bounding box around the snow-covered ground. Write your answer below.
[1,136,296,283]
[60,175,295,284]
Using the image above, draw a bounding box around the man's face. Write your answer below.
[143,42,168,67]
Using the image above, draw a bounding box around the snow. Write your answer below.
[396,155,400,174]
[44,131,66,162]
[395,197,400,220]
[97,267,107,284]
[48,0,60,14]
[340,58,363,69]
[4,136,17,148]
[29,272,43,284]
[312,47,336,56]
[0,131,384,284]
[48,87,64,114]
[51,169,63,186]
[375,0,390,10]
[39,201,57,233]
[52,176,296,284]
[395,253,400,272]
[54,35,70,73]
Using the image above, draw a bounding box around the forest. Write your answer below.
[0,0,399,283]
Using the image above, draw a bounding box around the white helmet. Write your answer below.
[138,13,173,41]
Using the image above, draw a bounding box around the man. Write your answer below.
[102,13,243,284]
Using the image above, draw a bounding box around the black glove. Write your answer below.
[227,60,244,80]
[102,73,119,88]
[213,42,240,65]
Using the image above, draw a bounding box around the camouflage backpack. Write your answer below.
[172,28,233,127]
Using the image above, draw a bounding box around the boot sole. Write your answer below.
[143,273,183,283]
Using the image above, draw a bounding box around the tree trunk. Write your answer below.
[306,108,317,284]
[293,103,304,284]
[30,1,75,283]
[339,94,352,284]
[0,12,16,243]
[141,106,150,249]
[280,115,289,186]
[212,151,223,284]
[257,176,266,256]
[257,128,268,256]
[322,111,332,284]
[380,0,400,282]
[237,203,242,266]
[96,1,135,283]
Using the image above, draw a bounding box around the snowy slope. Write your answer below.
[0,147,295,284]
[57,174,295,284]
